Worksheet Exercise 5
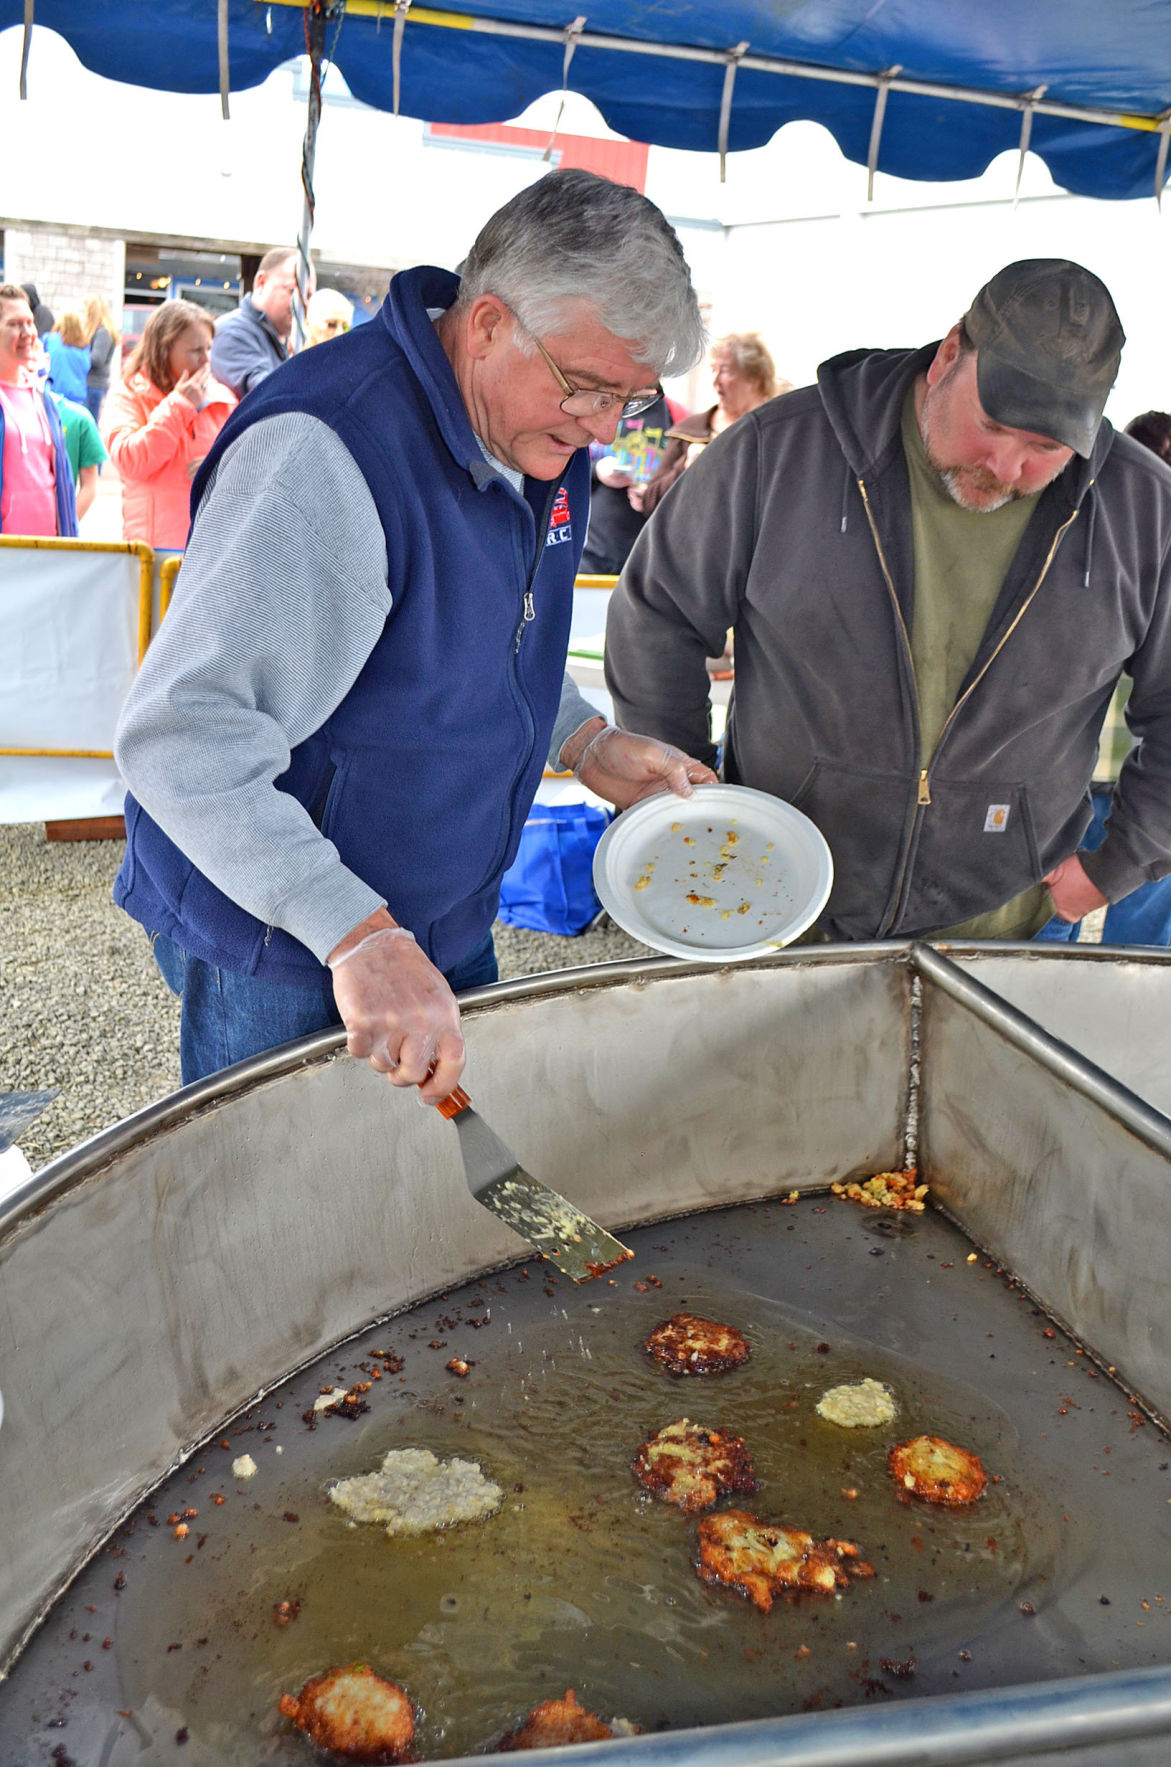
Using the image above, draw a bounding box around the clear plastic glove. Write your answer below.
[328,926,465,1102]
[567,720,718,810]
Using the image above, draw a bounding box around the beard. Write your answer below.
[932,461,1020,513]
[918,395,1021,512]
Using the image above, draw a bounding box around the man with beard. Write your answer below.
[605,259,1171,942]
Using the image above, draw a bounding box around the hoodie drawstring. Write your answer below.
[1082,481,1097,589]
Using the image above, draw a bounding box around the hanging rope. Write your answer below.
[866,65,902,201]
[718,40,748,183]
[392,0,411,115]
[296,0,346,344]
[543,16,586,163]
[1013,84,1047,207]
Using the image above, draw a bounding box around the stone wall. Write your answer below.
[2,223,125,328]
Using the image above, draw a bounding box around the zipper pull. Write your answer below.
[917,770,932,807]
[523,589,536,623]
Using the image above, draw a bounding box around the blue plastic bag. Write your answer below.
[497,802,612,935]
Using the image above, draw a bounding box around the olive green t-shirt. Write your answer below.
[901,388,1052,940]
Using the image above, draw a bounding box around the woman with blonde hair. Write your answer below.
[82,293,120,425]
[43,309,91,406]
[639,332,789,515]
[303,286,354,348]
[103,298,235,550]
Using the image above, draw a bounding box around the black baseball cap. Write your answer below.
[963,259,1125,458]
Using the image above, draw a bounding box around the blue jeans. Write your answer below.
[153,931,498,1086]
[1035,788,1171,946]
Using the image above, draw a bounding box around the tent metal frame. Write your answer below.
[268,0,1171,203]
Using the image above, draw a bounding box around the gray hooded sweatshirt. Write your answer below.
[606,343,1171,940]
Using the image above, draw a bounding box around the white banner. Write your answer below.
[0,545,141,823]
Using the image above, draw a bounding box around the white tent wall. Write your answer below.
[706,151,1171,428]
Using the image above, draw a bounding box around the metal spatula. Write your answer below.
[436,1086,633,1282]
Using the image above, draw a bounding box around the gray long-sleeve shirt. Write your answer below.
[115,412,599,962]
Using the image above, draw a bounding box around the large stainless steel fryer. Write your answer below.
[2,942,1171,1764]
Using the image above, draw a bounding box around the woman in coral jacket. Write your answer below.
[103,299,235,550]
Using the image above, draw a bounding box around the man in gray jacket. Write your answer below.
[607,259,1171,942]
[209,247,301,400]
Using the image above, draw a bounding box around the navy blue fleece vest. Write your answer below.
[115,267,588,981]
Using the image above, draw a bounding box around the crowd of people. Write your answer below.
[7,169,1171,1098]
[0,253,355,547]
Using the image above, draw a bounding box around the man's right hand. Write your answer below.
[327,911,465,1103]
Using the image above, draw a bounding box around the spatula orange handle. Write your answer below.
[435,1085,471,1120]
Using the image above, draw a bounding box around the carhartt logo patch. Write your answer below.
[984,803,1010,833]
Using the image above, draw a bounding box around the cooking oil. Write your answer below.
[12,1196,1130,1764]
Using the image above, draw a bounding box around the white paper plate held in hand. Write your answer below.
[593,783,833,961]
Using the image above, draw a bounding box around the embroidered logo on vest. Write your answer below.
[545,485,573,547]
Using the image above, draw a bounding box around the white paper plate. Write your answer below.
[593,783,833,961]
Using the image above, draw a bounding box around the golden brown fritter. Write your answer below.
[696,1510,874,1612]
[644,1312,749,1376]
[278,1663,415,1763]
[632,1419,757,1512]
[497,1688,632,1750]
[888,1435,987,1506]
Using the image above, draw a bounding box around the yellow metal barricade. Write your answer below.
[159,553,182,621]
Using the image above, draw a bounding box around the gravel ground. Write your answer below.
[0,823,653,1172]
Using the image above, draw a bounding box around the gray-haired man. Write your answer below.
[608,259,1171,944]
[115,171,712,1093]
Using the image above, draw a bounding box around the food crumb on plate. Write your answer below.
[231,1454,258,1480]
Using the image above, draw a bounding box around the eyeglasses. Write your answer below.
[504,302,662,422]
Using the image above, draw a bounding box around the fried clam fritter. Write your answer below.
[496,1688,639,1750]
[816,1377,898,1429]
[644,1312,749,1377]
[889,1434,988,1506]
[632,1418,757,1512]
[696,1510,874,1613]
[279,1663,415,1763]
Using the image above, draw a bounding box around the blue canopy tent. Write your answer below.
[7,0,1171,334]
[5,0,1171,199]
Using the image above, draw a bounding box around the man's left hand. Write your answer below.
[560,717,717,809]
[1043,854,1109,923]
